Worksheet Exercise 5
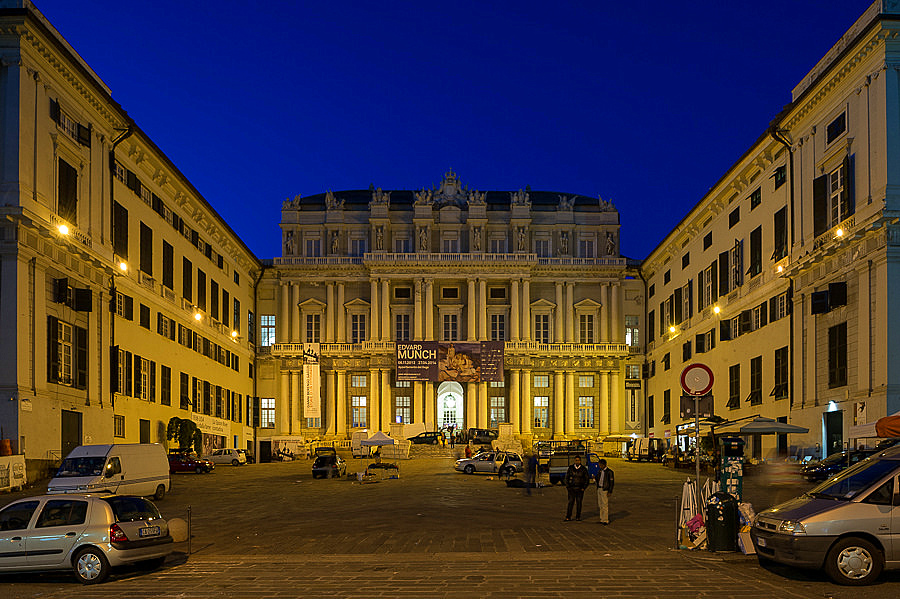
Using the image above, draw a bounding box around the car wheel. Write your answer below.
[824,537,883,585]
[73,547,110,584]
[464,465,475,475]
[154,484,166,501]
[232,459,240,466]
[195,466,203,474]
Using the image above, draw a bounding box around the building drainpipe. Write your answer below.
[768,126,796,413]
[108,126,132,410]
[251,264,267,458]
[638,268,649,439]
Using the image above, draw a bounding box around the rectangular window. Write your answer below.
[113,202,128,259]
[306,314,321,343]
[729,207,740,228]
[682,340,692,362]
[57,158,78,225]
[394,396,411,423]
[114,415,125,438]
[233,298,241,333]
[828,322,848,388]
[773,207,787,261]
[774,165,787,190]
[182,258,192,301]
[578,396,594,428]
[703,232,712,250]
[749,356,762,406]
[579,314,593,343]
[351,396,367,428]
[579,239,594,258]
[829,163,847,228]
[442,314,458,341]
[210,280,219,320]
[395,237,411,253]
[750,187,761,210]
[578,375,594,388]
[139,304,150,329]
[441,287,459,300]
[728,364,741,409]
[664,270,671,284]
[306,238,321,257]
[395,380,412,388]
[489,397,506,427]
[118,349,127,396]
[306,417,321,429]
[248,310,255,345]
[442,237,459,253]
[773,346,789,400]
[826,112,846,144]
[351,375,367,388]
[703,264,714,309]
[534,314,550,343]
[626,364,641,379]
[489,381,505,388]
[162,241,173,289]
[625,316,639,347]
[350,238,367,256]
[489,287,506,299]
[533,396,549,428]
[57,321,73,385]
[490,237,507,253]
[534,238,551,257]
[648,394,654,425]
[662,390,670,425]
[682,253,690,269]
[197,269,206,312]
[260,315,276,347]
[749,226,762,278]
[260,398,276,428]
[222,290,229,327]
[394,287,412,299]
[351,314,366,343]
[490,314,506,341]
[140,222,153,276]
[180,372,190,410]
[395,314,410,341]
[534,375,549,388]
[136,357,151,401]
[730,241,744,289]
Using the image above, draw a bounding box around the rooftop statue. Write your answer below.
[510,189,531,207]
[325,190,344,210]
[558,195,575,211]
[370,187,391,207]
[598,195,616,212]
[282,194,302,210]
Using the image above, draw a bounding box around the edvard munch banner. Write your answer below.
[395,341,503,382]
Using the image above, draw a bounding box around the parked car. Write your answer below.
[467,428,498,445]
[800,448,878,481]
[751,445,900,585]
[236,449,255,464]
[203,448,247,466]
[48,443,169,501]
[408,432,442,445]
[455,451,523,475]
[167,452,214,474]
[0,493,172,584]
[311,447,347,479]
[547,451,601,485]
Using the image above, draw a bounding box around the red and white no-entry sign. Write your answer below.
[680,363,714,396]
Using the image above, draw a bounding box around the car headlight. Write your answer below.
[778,520,807,535]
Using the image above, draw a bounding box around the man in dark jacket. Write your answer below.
[564,455,591,521]
[595,458,615,524]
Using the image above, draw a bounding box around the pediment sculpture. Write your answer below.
[598,195,616,212]
[370,187,391,207]
[558,195,575,211]
[282,194,302,210]
[325,190,344,210]
[510,188,530,207]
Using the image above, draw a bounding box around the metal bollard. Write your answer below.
[188,506,192,555]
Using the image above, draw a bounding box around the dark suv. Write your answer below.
[408,431,442,445]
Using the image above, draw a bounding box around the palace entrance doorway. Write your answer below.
[438,381,464,430]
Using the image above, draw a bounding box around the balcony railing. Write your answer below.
[270,340,629,358]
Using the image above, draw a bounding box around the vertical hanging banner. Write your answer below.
[478,341,505,382]
[302,343,321,418]
[396,341,504,382]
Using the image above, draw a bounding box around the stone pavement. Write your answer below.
[0,452,897,598]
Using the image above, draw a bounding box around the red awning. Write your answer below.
[875,414,900,437]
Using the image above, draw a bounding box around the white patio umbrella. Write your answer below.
[701,477,715,506]
[679,478,699,527]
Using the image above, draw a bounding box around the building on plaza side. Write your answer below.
[0,1,260,480]
[643,0,900,460]
[254,171,644,452]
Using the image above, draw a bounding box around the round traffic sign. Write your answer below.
[681,363,714,396]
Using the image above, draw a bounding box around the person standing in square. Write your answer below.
[564,455,591,521]
[595,459,615,524]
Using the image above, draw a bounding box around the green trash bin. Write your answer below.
[706,491,738,552]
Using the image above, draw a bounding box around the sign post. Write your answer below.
[680,363,714,511]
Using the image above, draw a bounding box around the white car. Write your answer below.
[0,493,172,584]
[203,448,247,466]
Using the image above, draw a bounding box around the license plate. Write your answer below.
[139,525,160,538]
[756,537,766,548]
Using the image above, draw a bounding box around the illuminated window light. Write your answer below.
[58,224,69,235]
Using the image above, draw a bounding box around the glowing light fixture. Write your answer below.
[713,306,721,314]
[58,224,69,235]
[836,228,844,237]
[231,330,238,338]
[827,400,839,412]
[118,261,128,272]
[194,312,202,322]
[669,326,676,333]
[776,265,783,273]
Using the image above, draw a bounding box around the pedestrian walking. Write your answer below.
[595,458,615,524]
[449,431,456,448]
[465,443,472,459]
[525,452,538,496]
[564,455,591,521]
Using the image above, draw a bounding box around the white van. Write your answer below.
[47,443,170,500]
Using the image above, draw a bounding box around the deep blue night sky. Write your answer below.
[32,0,871,261]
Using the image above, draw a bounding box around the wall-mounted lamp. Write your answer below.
[713,306,720,314]
[57,224,69,235]
[835,228,844,238]
[194,312,202,322]
[776,265,784,273]
[118,261,128,272]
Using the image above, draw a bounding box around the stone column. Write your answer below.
[279,369,290,434]
[380,368,391,431]
[553,371,564,437]
[466,382,477,429]
[425,382,436,429]
[414,279,423,339]
[510,369,521,434]
[291,283,301,342]
[555,282,564,342]
[279,282,290,343]
[610,369,621,434]
[565,371,575,435]
[467,278,476,341]
[336,370,347,436]
[370,279,379,342]
[291,371,301,434]
[381,279,390,341]
[566,282,575,342]
[478,279,487,340]
[510,279,520,341]
[599,372,609,434]
[600,283,609,343]
[425,279,434,341]
[611,283,621,343]
[325,370,336,435]
[369,368,380,430]
[337,283,346,343]
[413,381,423,424]
[522,279,531,341]
[521,369,532,434]
[479,382,489,429]
[325,282,335,342]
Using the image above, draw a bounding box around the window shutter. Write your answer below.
[829,282,847,307]
[717,253,728,296]
[843,154,855,221]
[157,312,164,334]
[53,278,69,304]
[222,290,230,327]
[47,316,59,383]
[769,296,778,319]
[253,397,261,427]
[125,352,133,396]
[760,302,768,327]
[74,288,92,312]
[77,123,91,147]
[720,319,731,341]
[75,326,87,389]
[697,270,704,310]
[110,346,119,393]
[811,291,830,314]
[126,170,140,194]
[739,310,752,335]
[50,98,61,123]
[150,361,157,402]
[659,302,665,336]
[688,280,694,318]
[133,354,142,398]
[711,261,719,301]
[696,333,705,353]
[813,174,828,238]
[674,288,683,324]
[709,329,716,350]
[124,295,134,321]
[169,318,176,341]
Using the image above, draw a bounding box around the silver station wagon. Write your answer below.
[751,445,900,585]
[455,451,523,476]
[0,493,173,584]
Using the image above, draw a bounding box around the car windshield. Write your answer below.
[56,456,106,477]
[807,457,898,499]
[818,451,853,466]
[103,496,161,522]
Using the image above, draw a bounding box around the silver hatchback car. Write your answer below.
[455,451,524,475]
[0,493,173,584]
